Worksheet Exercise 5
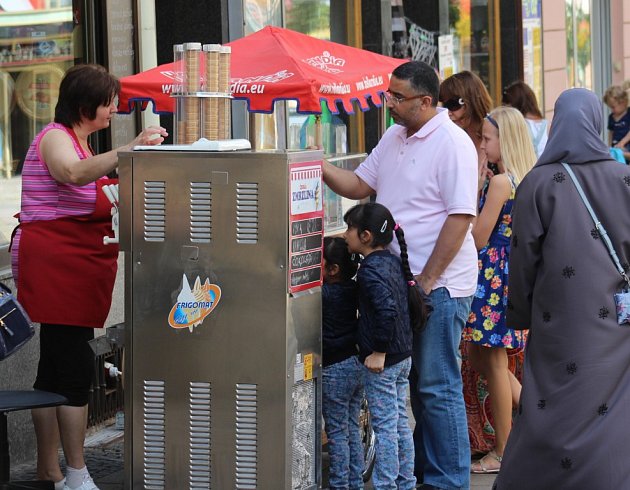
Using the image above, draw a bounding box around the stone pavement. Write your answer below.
[8,422,496,489]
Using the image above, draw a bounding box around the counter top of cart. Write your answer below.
[133,138,251,151]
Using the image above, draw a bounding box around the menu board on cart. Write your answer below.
[288,161,323,293]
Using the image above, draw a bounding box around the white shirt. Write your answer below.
[525,118,548,158]
[355,108,478,297]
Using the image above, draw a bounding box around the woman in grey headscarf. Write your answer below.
[494,88,630,489]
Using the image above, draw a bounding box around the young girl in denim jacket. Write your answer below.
[322,236,365,490]
[343,202,427,490]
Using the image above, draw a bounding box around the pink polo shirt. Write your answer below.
[355,108,478,297]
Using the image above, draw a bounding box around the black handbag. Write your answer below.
[0,282,35,360]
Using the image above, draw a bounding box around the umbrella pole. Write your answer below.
[378,105,388,138]
[315,115,323,150]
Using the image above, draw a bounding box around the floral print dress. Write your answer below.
[462,176,525,349]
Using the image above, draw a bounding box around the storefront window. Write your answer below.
[522,0,543,109]
[244,0,282,35]
[244,0,339,152]
[285,0,330,38]
[0,0,74,243]
[447,0,500,99]
[566,0,592,89]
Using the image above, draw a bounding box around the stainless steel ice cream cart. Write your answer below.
[118,148,325,489]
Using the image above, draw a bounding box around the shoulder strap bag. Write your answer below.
[561,162,630,325]
[0,282,35,360]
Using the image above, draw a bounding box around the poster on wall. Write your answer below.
[522,0,543,108]
[438,35,454,80]
[288,161,323,294]
[15,65,64,121]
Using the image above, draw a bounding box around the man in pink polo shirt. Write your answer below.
[323,61,478,489]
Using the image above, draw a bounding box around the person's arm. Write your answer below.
[416,213,474,294]
[472,174,512,250]
[42,126,167,186]
[322,159,374,200]
[615,129,630,149]
[608,130,614,147]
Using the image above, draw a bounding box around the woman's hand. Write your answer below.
[478,162,493,192]
[127,126,168,150]
[364,352,386,373]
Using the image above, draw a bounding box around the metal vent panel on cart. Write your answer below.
[143,181,166,242]
[236,182,259,244]
[190,182,212,243]
[189,382,212,488]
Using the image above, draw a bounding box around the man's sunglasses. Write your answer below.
[442,97,465,111]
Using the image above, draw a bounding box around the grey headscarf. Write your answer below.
[536,87,612,166]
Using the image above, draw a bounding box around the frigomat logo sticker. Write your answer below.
[168,273,221,331]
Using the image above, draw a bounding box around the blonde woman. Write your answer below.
[461,107,537,473]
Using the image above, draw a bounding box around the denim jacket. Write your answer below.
[322,280,359,367]
[356,250,413,366]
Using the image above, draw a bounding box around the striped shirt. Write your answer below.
[19,122,97,222]
[12,123,98,280]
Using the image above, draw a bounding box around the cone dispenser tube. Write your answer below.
[172,41,233,144]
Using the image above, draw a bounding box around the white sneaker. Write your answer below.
[62,477,99,490]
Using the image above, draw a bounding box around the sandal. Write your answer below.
[471,450,502,474]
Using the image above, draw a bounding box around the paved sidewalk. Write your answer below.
[9,423,496,489]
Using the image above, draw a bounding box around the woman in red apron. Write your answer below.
[11,64,166,490]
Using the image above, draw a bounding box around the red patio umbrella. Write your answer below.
[117,26,406,115]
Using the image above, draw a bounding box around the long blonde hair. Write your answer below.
[490,106,537,183]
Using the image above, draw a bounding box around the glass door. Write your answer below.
[448,0,502,101]
[0,0,75,242]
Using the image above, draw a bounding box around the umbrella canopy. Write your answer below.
[118,26,406,115]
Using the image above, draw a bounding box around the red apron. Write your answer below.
[17,178,119,328]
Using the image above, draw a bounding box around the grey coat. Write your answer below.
[496,89,630,489]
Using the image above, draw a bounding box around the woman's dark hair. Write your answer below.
[392,61,439,107]
[502,80,543,119]
[323,236,358,281]
[55,64,120,127]
[344,202,427,331]
[439,71,492,141]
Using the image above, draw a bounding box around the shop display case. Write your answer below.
[323,153,368,236]
[0,5,74,177]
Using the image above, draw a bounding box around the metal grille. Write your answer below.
[291,380,316,489]
[189,382,212,489]
[235,183,259,244]
[190,182,212,243]
[235,383,257,489]
[87,345,124,428]
[143,380,166,489]
[144,181,166,242]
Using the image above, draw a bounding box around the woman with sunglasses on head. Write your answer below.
[439,71,493,164]
[462,107,536,474]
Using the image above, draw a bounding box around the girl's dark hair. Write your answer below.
[323,236,358,281]
[344,203,427,331]
[55,64,120,127]
[502,80,543,119]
